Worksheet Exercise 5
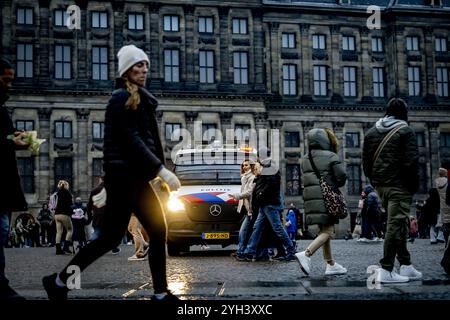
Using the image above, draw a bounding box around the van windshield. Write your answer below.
[175,165,241,185]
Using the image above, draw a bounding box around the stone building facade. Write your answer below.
[1,0,450,235]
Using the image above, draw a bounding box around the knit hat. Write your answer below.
[257,146,271,161]
[117,45,150,77]
[439,167,448,178]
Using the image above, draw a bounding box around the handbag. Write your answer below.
[309,151,348,219]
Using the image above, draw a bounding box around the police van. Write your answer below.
[165,141,257,255]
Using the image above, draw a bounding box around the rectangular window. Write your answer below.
[282,33,296,49]
[408,67,421,96]
[198,17,213,33]
[233,52,248,85]
[164,49,180,82]
[441,133,450,147]
[406,36,419,51]
[17,8,33,25]
[16,44,33,78]
[54,121,72,139]
[313,65,327,96]
[435,37,447,52]
[371,37,383,53]
[202,123,217,142]
[17,157,34,193]
[16,120,34,131]
[92,158,103,188]
[54,158,73,190]
[282,64,297,96]
[285,131,300,148]
[347,164,361,195]
[55,45,71,79]
[128,13,144,30]
[92,12,108,28]
[92,122,104,140]
[92,46,108,80]
[312,35,326,50]
[199,50,214,84]
[232,18,247,34]
[165,123,181,141]
[436,67,449,97]
[342,36,355,51]
[164,15,179,32]
[343,66,357,97]
[416,132,425,147]
[234,124,251,143]
[286,164,301,196]
[54,9,69,27]
[373,67,385,98]
[345,132,360,148]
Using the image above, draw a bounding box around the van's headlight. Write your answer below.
[167,197,185,212]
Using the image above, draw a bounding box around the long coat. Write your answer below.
[301,128,347,226]
[0,92,27,212]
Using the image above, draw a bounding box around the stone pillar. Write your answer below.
[300,24,311,98]
[149,3,162,90]
[37,108,52,200]
[269,22,280,95]
[184,5,195,85]
[394,25,407,97]
[330,25,340,97]
[218,7,231,85]
[76,108,90,199]
[252,9,265,92]
[427,121,440,185]
[424,26,436,99]
[360,28,372,100]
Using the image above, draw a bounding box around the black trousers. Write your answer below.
[59,175,168,293]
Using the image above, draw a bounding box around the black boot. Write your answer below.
[42,273,69,301]
[0,281,25,300]
[63,241,73,254]
[55,243,65,255]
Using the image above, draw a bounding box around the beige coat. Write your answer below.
[231,171,255,214]
[435,177,450,225]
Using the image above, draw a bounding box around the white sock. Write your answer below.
[154,292,167,299]
[55,275,66,288]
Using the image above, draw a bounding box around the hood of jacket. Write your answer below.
[307,128,330,151]
[375,116,408,133]
[364,185,375,194]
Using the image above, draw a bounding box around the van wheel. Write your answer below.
[167,242,189,256]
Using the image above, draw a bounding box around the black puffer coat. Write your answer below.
[0,91,27,212]
[103,78,165,182]
[363,116,419,194]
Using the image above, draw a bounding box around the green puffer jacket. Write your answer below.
[301,129,347,226]
[363,116,419,194]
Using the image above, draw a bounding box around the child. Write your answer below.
[285,208,298,250]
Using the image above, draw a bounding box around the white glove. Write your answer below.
[157,167,181,192]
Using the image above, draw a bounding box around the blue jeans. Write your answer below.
[0,210,11,284]
[244,205,295,257]
[237,215,253,255]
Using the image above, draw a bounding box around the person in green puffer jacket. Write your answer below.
[295,128,348,276]
[363,98,422,284]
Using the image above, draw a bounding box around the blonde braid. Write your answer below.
[123,77,140,110]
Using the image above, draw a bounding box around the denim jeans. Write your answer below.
[237,215,253,255]
[0,210,11,284]
[244,205,294,257]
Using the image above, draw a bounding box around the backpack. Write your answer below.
[48,192,58,213]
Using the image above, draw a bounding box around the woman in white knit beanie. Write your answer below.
[43,44,181,302]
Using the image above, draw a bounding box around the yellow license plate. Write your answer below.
[202,233,230,240]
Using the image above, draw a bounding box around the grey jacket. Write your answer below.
[301,129,347,226]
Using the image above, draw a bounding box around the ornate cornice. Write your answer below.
[38,107,52,120]
[76,108,90,120]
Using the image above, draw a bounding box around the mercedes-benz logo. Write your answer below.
[209,204,222,216]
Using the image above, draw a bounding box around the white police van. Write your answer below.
[165,141,257,255]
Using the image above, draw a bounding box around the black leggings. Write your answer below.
[59,175,168,293]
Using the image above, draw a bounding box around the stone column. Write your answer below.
[300,24,311,99]
[76,108,90,199]
[427,121,440,185]
[424,26,436,99]
[184,5,195,86]
[268,22,280,95]
[37,108,52,200]
[360,28,372,101]
[330,25,341,97]
[252,9,265,92]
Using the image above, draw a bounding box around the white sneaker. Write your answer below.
[295,251,311,275]
[325,262,347,275]
[399,264,422,280]
[375,268,409,283]
[127,254,145,261]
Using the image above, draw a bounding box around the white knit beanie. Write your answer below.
[117,44,150,77]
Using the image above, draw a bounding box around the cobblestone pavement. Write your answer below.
[4,239,450,300]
